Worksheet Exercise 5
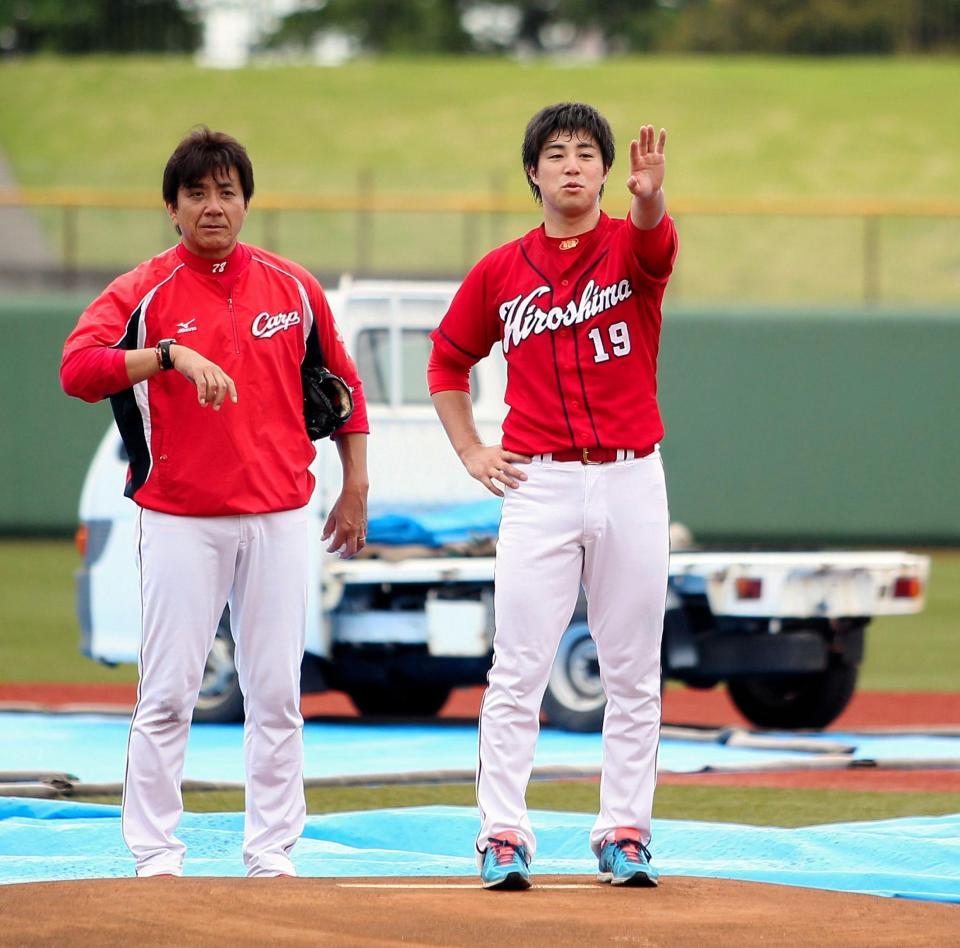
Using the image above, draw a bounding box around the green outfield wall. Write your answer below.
[2,296,958,542]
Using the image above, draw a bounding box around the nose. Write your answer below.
[203,196,225,215]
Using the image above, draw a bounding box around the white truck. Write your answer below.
[74,277,930,732]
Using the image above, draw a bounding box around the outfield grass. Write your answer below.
[0,539,137,683]
[859,549,960,691]
[76,780,960,828]
[0,538,954,689]
[1,56,958,302]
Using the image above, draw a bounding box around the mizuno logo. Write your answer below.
[176,319,198,334]
[498,279,633,353]
[252,310,301,339]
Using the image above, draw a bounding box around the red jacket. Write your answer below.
[61,241,368,517]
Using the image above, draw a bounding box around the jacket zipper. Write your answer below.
[228,296,240,354]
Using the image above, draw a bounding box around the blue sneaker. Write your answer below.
[480,833,531,890]
[597,829,659,887]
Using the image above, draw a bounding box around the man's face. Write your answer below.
[167,166,248,259]
[528,130,608,218]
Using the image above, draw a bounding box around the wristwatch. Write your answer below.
[156,338,176,371]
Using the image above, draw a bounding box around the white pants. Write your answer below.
[477,452,669,861]
[125,506,308,878]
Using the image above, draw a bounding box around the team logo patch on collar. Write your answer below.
[252,310,301,339]
[559,238,579,250]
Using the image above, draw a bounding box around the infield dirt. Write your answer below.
[1,875,957,947]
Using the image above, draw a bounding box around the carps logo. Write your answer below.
[252,310,301,339]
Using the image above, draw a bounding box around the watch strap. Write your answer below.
[156,338,176,371]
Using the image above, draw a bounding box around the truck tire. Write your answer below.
[347,681,452,718]
[542,622,605,733]
[727,664,858,730]
[193,618,245,724]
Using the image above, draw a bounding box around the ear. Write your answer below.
[526,165,538,186]
[165,202,182,235]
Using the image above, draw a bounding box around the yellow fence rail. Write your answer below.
[2,189,958,304]
[3,187,960,216]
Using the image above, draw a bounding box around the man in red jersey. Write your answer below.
[61,128,369,878]
[428,103,677,890]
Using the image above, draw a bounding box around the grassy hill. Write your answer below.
[1,55,958,300]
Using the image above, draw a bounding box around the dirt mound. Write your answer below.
[0,875,954,947]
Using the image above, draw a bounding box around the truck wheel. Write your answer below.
[727,664,858,730]
[542,622,605,733]
[347,682,452,718]
[193,619,245,724]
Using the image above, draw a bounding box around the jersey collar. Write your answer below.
[176,241,252,282]
[535,211,610,254]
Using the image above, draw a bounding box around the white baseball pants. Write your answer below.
[477,452,669,861]
[125,506,309,878]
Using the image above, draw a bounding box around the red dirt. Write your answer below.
[1,875,957,948]
[4,682,960,730]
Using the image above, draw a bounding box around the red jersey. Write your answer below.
[61,241,368,517]
[429,211,677,456]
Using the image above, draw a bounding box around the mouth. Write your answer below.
[562,183,583,192]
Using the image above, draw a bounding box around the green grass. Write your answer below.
[1,56,959,302]
[75,780,960,827]
[3,56,958,197]
[0,539,137,683]
[859,549,960,691]
[0,538,954,688]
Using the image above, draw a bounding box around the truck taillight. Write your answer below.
[893,576,922,598]
[75,525,88,558]
[735,577,763,600]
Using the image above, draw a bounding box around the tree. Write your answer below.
[268,0,472,54]
[0,0,200,54]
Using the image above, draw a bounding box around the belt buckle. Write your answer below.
[582,448,602,465]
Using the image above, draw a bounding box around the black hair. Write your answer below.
[522,103,615,204]
[162,126,254,208]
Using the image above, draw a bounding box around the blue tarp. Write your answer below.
[2,714,959,786]
[1,800,958,903]
[366,499,501,546]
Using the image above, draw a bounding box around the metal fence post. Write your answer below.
[62,204,78,286]
[356,169,373,275]
[863,214,881,305]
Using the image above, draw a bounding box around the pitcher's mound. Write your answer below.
[1,875,955,946]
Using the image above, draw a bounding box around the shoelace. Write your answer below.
[488,837,521,866]
[615,839,652,864]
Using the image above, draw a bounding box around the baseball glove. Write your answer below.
[301,364,354,440]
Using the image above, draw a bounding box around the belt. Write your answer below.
[539,445,656,465]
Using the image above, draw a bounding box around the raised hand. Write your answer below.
[627,125,666,199]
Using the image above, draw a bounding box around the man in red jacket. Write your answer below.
[61,127,369,878]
